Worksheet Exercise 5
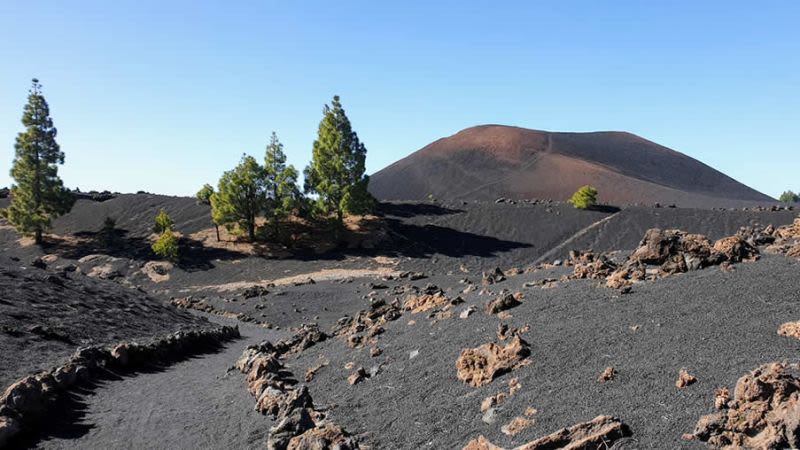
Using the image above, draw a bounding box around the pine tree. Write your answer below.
[779,190,799,204]
[304,96,374,225]
[210,155,267,241]
[263,132,300,238]
[153,208,174,234]
[1,79,74,244]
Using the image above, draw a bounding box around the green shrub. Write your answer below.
[152,231,179,261]
[153,209,174,234]
[568,185,598,209]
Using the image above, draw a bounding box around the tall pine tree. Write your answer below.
[2,79,74,244]
[304,96,373,225]
[263,132,300,237]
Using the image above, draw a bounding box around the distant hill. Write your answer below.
[369,125,774,207]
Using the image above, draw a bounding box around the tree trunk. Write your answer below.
[34,228,42,245]
[215,224,220,242]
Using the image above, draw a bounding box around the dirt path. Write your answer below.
[32,318,284,450]
[532,211,620,264]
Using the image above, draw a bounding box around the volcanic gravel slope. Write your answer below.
[0,256,219,388]
[369,125,775,207]
[50,194,212,238]
[284,255,800,449]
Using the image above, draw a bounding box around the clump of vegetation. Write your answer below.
[196,183,214,205]
[568,185,599,210]
[210,133,301,242]
[202,96,374,244]
[1,79,74,244]
[153,208,174,234]
[151,210,178,261]
[152,230,179,261]
[779,190,799,204]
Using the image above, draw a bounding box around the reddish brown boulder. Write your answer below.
[597,366,617,383]
[676,368,698,388]
[713,236,759,263]
[287,423,358,450]
[404,293,449,313]
[486,293,522,315]
[463,415,630,450]
[456,336,530,387]
[778,321,800,340]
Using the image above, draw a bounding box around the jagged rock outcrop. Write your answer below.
[686,362,800,449]
[605,229,759,288]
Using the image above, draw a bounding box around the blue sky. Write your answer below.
[1,1,798,197]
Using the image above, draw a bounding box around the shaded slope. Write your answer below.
[369,125,774,207]
[0,256,218,389]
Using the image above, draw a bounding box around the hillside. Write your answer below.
[369,125,775,208]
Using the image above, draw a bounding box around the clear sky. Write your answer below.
[0,1,797,197]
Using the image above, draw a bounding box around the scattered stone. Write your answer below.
[463,415,630,450]
[502,416,532,436]
[598,366,617,383]
[777,321,800,340]
[676,368,697,388]
[486,293,521,314]
[409,350,420,359]
[348,367,367,385]
[141,261,173,283]
[460,306,477,319]
[242,284,270,299]
[304,362,328,382]
[404,293,450,313]
[481,393,507,413]
[686,362,800,449]
[481,407,499,425]
[370,347,382,357]
[482,267,506,285]
[569,250,617,280]
[286,423,358,450]
[508,377,521,396]
[456,336,531,387]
